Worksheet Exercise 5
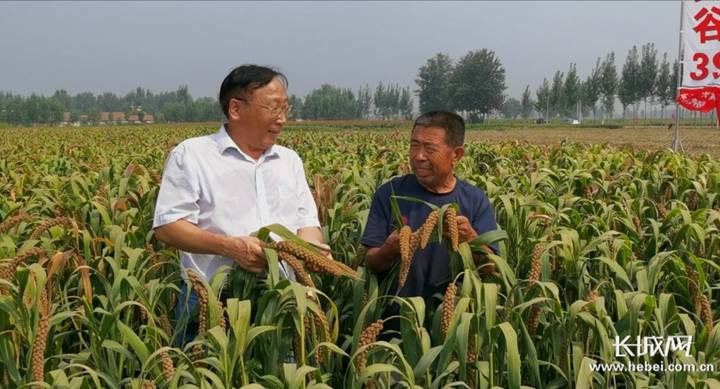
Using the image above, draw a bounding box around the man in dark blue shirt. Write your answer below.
[362,111,497,302]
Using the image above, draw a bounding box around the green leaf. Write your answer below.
[596,256,632,289]
[699,379,720,389]
[484,283,498,330]
[360,363,403,382]
[576,357,595,389]
[389,183,405,229]
[468,229,509,249]
[392,195,439,212]
[412,345,443,379]
[117,321,149,362]
[315,341,349,358]
[101,339,135,361]
[497,322,521,389]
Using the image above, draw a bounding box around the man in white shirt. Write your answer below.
[153,65,326,343]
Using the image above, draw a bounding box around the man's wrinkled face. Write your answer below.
[231,77,289,151]
[409,125,462,190]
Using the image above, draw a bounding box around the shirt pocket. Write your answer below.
[273,182,300,216]
[276,182,297,201]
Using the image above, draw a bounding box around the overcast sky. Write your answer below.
[1,1,679,101]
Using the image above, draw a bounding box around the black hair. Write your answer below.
[412,110,465,147]
[218,64,288,118]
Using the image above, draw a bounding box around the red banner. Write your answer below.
[677,86,719,112]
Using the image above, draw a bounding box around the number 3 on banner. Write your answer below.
[691,52,720,80]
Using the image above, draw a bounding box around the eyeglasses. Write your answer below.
[232,97,292,118]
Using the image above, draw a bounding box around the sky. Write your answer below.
[0,1,680,101]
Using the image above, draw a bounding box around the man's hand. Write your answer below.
[155,220,268,273]
[222,236,267,273]
[365,230,400,274]
[297,226,335,261]
[382,230,401,255]
[443,215,478,244]
[456,216,479,243]
[306,240,335,261]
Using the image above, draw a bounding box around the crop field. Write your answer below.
[0,123,719,388]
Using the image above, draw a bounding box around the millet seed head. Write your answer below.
[441,282,457,337]
[398,226,413,289]
[30,217,76,240]
[419,210,439,249]
[277,251,316,288]
[445,207,459,251]
[528,243,544,282]
[357,320,384,374]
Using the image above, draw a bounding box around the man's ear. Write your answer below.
[453,146,465,164]
[228,98,245,121]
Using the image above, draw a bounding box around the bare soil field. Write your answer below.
[467,125,720,158]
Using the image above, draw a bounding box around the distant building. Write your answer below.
[111,112,125,122]
[99,112,128,123]
[58,111,146,126]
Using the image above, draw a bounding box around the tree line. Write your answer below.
[0,86,223,125]
[291,82,413,120]
[0,83,415,125]
[2,42,681,125]
[292,54,506,121]
[519,43,679,122]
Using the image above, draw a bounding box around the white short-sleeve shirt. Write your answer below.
[153,125,320,281]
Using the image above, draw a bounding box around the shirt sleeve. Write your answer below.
[361,185,391,248]
[152,145,201,228]
[291,153,321,230]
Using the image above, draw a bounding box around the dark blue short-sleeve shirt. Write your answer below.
[361,174,497,300]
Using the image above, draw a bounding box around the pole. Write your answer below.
[577,99,582,124]
[673,0,684,152]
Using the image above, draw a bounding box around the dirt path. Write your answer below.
[466,126,720,158]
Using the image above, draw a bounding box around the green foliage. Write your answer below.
[535,78,551,120]
[563,63,581,118]
[550,70,565,119]
[288,94,304,120]
[639,43,659,112]
[656,53,673,117]
[521,85,534,119]
[0,125,718,387]
[356,85,373,119]
[450,49,507,116]
[502,97,522,119]
[600,52,618,120]
[0,86,224,126]
[302,84,362,120]
[416,49,507,118]
[619,45,641,116]
[374,82,413,120]
[416,53,454,113]
[583,57,603,119]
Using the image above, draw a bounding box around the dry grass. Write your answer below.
[466,126,720,158]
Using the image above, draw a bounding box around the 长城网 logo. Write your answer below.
[614,336,693,358]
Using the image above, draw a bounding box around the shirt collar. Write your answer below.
[215,125,280,162]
